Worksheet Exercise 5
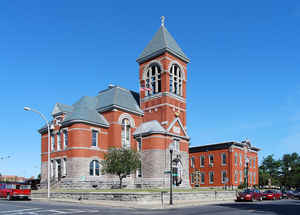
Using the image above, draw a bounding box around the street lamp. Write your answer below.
[24,106,51,199]
[245,156,249,189]
[169,143,174,205]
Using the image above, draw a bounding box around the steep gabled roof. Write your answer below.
[96,86,143,115]
[62,96,109,127]
[51,103,73,116]
[137,25,189,64]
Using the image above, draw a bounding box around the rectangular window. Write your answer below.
[57,133,61,151]
[92,130,98,147]
[234,170,238,184]
[239,153,242,166]
[234,152,238,166]
[249,172,252,184]
[253,172,256,184]
[51,134,55,152]
[201,172,205,184]
[137,138,142,152]
[240,170,243,183]
[209,171,214,184]
[249,158,252,168]
[62,158,67,176]
[221,171,227,184]
[253,158,256,169]
[191,157,195,168]
[221,153,226,165]
[200,155,205,167]
[63,130,68,148]
[50,160,54,178]
[209,155,214,166]
[174,139,180,151]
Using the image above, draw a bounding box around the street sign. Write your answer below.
[164,170,171,174]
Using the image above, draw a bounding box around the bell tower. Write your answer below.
[134,17,190,188]
[137,17,189,132]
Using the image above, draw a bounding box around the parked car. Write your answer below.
[294,190,300,200]
[236,189,263,202]
[262,190,281,200]
[0,182,31,200]
[275,190,282,199]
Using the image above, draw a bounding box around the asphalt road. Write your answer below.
[0,199,299,215]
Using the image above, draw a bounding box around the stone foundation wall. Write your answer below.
[32,191,236,202]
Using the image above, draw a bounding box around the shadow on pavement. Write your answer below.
[216,200,300,215]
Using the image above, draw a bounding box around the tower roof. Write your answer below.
[137,24,189,64]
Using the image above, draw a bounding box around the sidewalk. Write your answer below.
[33,197,235,209]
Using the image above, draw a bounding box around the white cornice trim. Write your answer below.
[167,117,188,137]
[143,103,186,112]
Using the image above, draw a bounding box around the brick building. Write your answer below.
[189,140,260,189]
[38,19,190,189]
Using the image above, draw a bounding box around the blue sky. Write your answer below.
[0,1,299,178]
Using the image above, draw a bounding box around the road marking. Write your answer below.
[0,208,41,214]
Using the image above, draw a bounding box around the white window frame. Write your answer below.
[209,171,214,184]
[89,160,100,176]
[221,171,227,184]
[137,138,142,152]
[51,134,55,152]
[191,157,195,168]
[200,155,205,167]
[173,139,180,152]
[63,129,68,149]
[209,154,214,166]
[239,153,242,166]
[221,153,227,165]
[92,129,99,147]
[169,64,183,96]
[200,172,205,184]
[121,118,131,148]
[62,158,67,176]
[234,170,238,184]
[253,172,256,185]
[234,152,238,166]
[145,63,161,96]
[240,170,243,183]
[57,132,61,151]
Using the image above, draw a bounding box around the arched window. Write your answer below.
[169,64,183,96]
[121,118,131,148]
[89,160,100,176]
[145,63,161,96]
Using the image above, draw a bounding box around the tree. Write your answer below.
[260,154,281,187]
[259,152,300,189]
[101,147,141,189]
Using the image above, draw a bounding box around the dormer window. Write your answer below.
[145,63,161,96]
[169,64,183,96]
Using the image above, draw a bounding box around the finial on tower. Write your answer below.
[160,16,165,27]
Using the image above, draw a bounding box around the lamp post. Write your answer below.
[24,107,51,199]
[245,157,249,189]
[169,143,174,205]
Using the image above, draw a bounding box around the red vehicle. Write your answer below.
[236,189,263,202]
[262,190,281,200]
[0,182,31,200]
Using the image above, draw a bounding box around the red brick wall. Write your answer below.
[189,147,259,188]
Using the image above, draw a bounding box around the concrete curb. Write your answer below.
[33,198,235,209]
